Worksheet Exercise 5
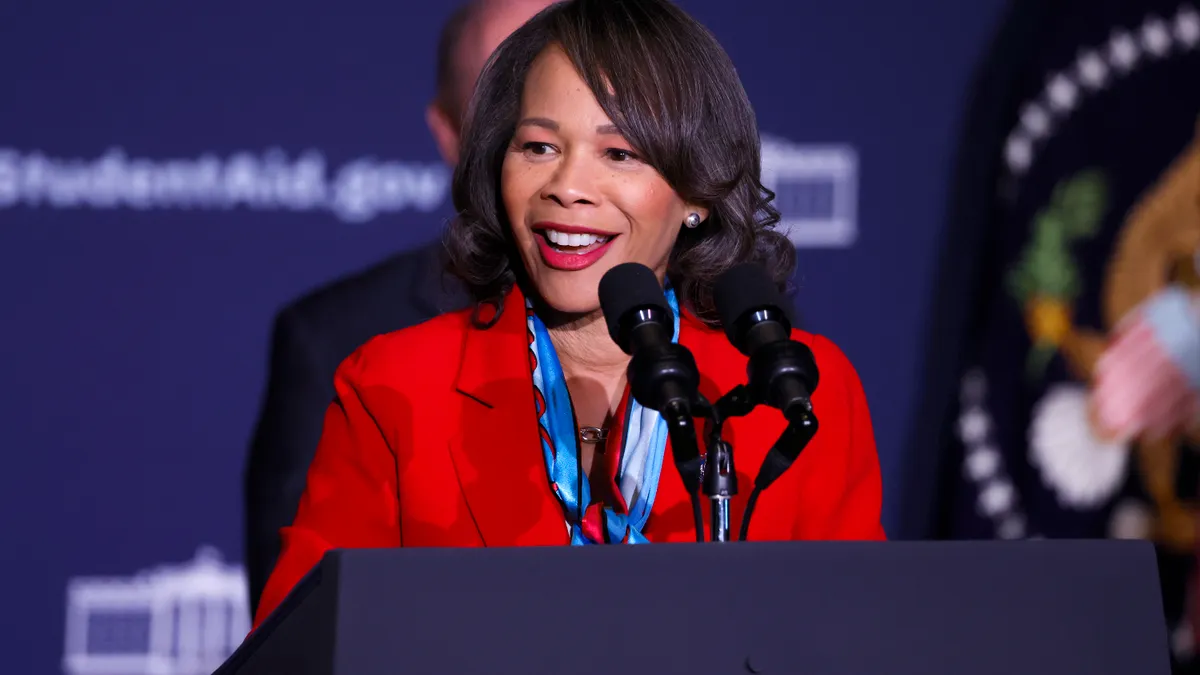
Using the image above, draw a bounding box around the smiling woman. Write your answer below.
[250,0,887,633]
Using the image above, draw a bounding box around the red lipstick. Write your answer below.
[531,222,618,271]
[531,222,617,237]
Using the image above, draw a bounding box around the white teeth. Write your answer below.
[545,229,611,249]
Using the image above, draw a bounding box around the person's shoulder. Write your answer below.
[282,245,432,328]
[335,307,474,386]
[787,329,864,393]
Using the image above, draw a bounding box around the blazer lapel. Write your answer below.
[448,288,569,547]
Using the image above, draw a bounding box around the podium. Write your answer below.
[217,540,1170,674]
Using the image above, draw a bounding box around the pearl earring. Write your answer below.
[684,213,701,228]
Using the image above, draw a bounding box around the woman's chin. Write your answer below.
[529,285,601,320]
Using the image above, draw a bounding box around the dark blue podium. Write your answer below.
[217,541,1170,674]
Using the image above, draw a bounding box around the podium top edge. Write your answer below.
[324,539,1155,560]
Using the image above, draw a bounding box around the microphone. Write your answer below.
[713,263,821,540]
[599,263,702,416]
[714,262,818,422]
[599,263,706,541]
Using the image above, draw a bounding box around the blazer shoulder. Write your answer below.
[335,307,473,389]
[790,329,867,399]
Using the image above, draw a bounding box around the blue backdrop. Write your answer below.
[0,1,1005,672]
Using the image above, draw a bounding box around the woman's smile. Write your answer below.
[532,222,620,271]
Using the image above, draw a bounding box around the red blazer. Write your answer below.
[252,286,886,629]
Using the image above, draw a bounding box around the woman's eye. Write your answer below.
[522,142,554,155]
[607,149,637,162]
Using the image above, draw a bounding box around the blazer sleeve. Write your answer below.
[243,308,336,620]
[251,342,402,630]
[800,334,888,540]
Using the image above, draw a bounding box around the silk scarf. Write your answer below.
[525,290,680,544]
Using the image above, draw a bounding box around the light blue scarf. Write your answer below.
[524,291,680,543]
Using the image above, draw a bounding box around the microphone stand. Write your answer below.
[730,326,822,540]
[697,384,821,542]
[701,386,757,542]
[737,405,819,541]
[656,385,754,544]
[635,367,815,544]
[661,391,710,543]
[625,331,711,543]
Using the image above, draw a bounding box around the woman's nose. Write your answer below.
[540,154,600,207]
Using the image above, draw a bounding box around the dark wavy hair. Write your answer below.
[443,0,795,328]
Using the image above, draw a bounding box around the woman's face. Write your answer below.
[501,45,706,316]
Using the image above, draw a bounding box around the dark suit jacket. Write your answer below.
[243,240,467,617]
[251,282,884,628]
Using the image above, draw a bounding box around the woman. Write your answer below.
[252,0,885,629]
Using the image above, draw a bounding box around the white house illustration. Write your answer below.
[760,134,859,249]
[62,547,250,675]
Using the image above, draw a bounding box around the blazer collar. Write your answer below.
[447,285,712,547]
[453,286,531,408]
[453,286,713,405]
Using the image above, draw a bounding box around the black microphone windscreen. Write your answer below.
[598,263,671,348]
[713,263,790,345]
